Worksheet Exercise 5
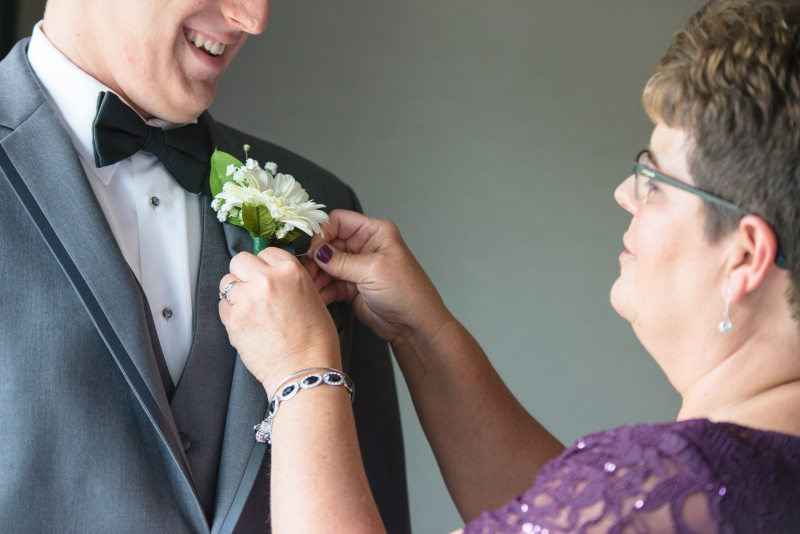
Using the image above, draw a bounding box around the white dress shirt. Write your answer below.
[27,23,202,385]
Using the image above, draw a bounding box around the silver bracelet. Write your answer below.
[268,367,343,399]
[254,368,354,444]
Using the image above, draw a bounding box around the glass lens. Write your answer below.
[633,151,647,202]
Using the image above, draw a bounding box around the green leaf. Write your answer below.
[226,214,245,229]
[225,213,245,228]
[275,228,303,244]
[209,148,244,197]
[241,204,276,238]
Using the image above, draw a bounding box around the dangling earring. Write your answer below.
[718,286,733,334]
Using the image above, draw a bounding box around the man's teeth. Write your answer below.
[185,30,225,56]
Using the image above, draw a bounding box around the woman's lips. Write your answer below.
[620,236,635,261]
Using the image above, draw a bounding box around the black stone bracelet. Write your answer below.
[254,368,354,444]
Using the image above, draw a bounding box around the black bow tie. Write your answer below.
[92,91,212,194]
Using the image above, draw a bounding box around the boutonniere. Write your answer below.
[210,145,329,254]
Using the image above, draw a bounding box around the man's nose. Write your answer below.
[222,0,270,35]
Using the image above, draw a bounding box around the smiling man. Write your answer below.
[0,0,409,532]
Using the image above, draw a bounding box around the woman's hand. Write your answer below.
[221,248,387,534]
[218,247,341,394]
[304,209,453,344]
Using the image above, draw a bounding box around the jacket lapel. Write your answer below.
[2,115,178,435]
[211,361,269,534]
[0,40,205,526]
[204,116,271,532]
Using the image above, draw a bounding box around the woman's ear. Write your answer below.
[726,214,780,304]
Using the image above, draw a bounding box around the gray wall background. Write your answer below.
[16,1,705,532]
[211,2,705,532]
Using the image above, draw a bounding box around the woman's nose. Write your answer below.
[614,174,637,215]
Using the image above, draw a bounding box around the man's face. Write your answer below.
[44,0,269,122]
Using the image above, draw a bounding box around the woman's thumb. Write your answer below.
[312,243,365,283]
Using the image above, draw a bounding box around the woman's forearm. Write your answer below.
[268,383,386,534]
[300,210,565,522]
[391,314,565,522]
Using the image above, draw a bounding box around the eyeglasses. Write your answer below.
[632,149,788,269]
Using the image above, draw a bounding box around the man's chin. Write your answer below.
[125,81,216,123]
[146,97,210,123]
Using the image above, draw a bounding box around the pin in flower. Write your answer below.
[210,145,329,254]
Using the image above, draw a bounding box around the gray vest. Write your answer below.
[146,200,239,518]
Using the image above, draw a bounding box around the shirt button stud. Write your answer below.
[162,307,173,320]
[149,196,160,207]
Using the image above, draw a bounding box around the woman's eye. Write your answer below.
[644,177,659,196]
[637,176,660,202]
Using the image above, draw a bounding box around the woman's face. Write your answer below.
[610,124,728,372]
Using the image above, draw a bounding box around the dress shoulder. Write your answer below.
[464,419,800,534]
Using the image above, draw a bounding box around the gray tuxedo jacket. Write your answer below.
[0,39,410,533]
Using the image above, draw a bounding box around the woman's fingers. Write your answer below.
[310,209,392,255]
[218,247,342,390]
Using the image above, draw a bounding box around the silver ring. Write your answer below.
[219,279,240,303]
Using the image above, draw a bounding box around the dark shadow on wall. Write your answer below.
[1,1,19,58]
[1,0,46,59]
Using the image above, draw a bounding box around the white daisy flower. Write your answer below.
[211,158,328,241]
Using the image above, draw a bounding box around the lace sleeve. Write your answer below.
[463,424,725,534]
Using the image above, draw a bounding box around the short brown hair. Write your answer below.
[643,0,800,320]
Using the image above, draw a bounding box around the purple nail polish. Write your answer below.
[316,244,333,264]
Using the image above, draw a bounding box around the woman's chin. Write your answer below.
[610,277,636,324]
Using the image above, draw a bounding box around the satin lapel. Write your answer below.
[212,360,269,534]
[0,53,204,521]
[205,116,270,532]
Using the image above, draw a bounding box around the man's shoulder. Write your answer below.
[206,117,360,211]
[0,38,49,135]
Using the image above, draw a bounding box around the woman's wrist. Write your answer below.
[391,306,460,360]
[257,346,343,397]
[269,366,350,398]
[255,367,355,444]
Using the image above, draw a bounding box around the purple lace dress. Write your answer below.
[464,419,800,533]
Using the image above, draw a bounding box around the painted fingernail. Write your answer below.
[316,244,333,264]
